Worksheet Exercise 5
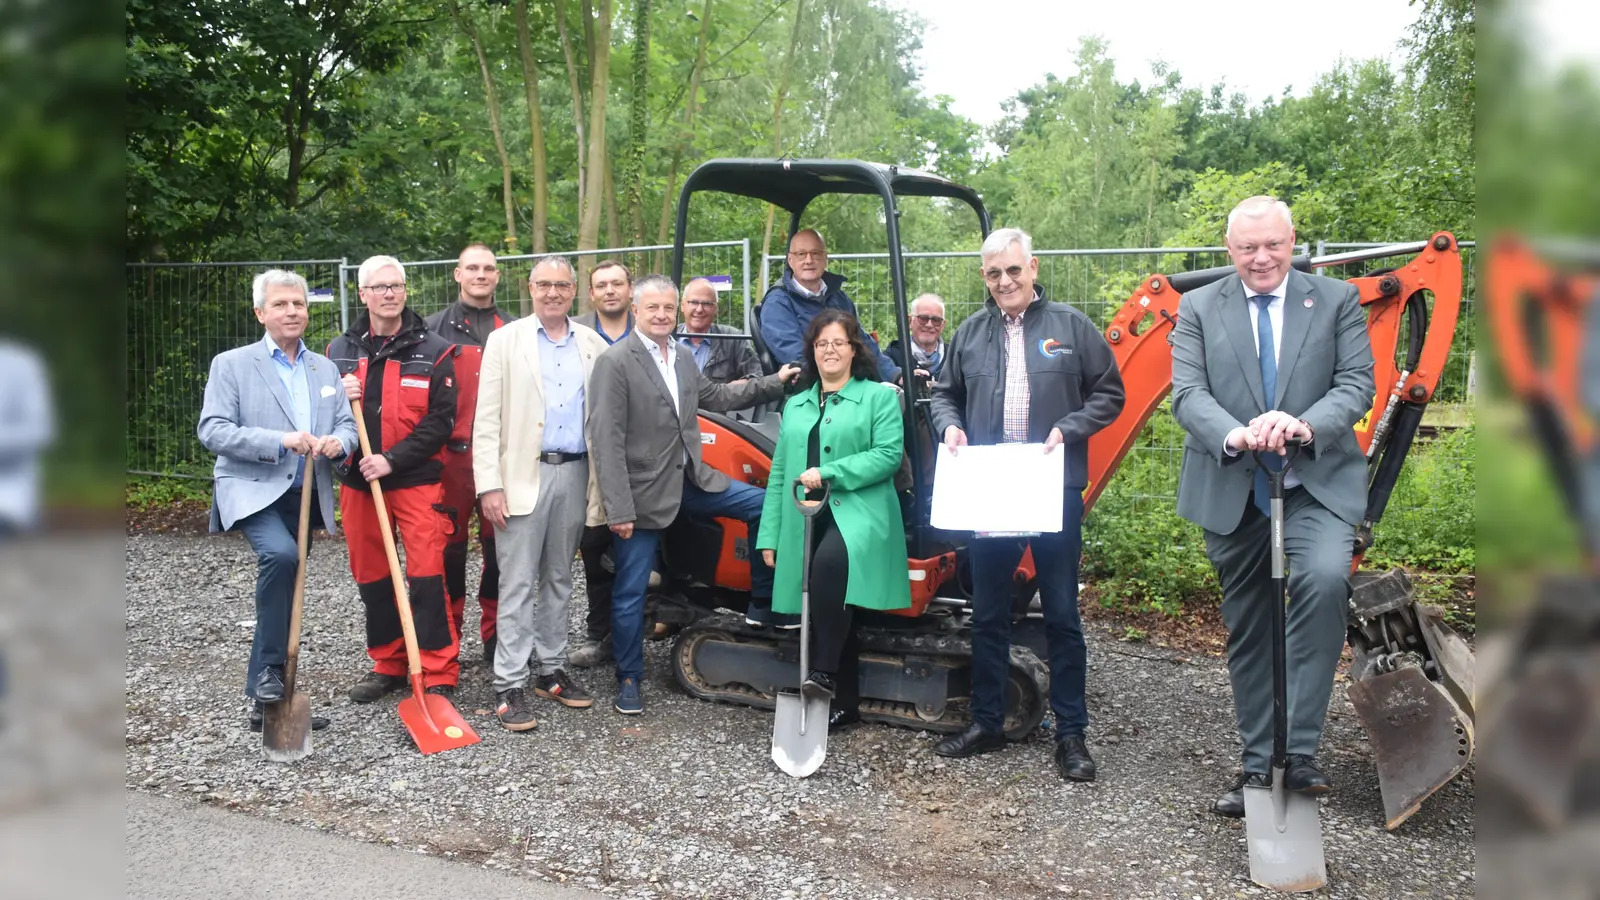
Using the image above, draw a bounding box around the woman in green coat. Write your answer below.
[756,308,912,731]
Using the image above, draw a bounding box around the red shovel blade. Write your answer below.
[396,677,480,755]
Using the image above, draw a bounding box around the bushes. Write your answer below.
[1083,406,1475,617]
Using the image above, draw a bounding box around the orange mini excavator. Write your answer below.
[651,158,1474,828]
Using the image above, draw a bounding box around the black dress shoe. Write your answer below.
[1054,734,1096,782]
[1284,754,1332,795]
[425,684,456,699]
[827,708,862,733]
[254,666,286,703]
[249,702,330,732]
[933,724,1006,759]
[1213,771,1270,818]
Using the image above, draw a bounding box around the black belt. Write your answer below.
[539,451,587,465]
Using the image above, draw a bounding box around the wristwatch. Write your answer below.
[1299,419,1315,445]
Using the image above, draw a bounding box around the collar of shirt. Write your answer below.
[1249,272,1290,304]
[262,332,309,365]
[790,277,824,299]
[1001,307,1026,327]
[635,325,676,366]
[911,340,943,365]
[535,316,576,345]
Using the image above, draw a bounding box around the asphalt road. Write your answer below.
[126,790,605,900]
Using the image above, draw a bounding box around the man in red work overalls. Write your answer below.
[425,242,516,667]
[328,254,461,701]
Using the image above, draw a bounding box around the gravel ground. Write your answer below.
[126,532,1475,899]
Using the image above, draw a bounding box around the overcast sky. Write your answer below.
[884,0,1422,128]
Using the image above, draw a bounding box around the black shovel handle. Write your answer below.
[791,479,830,517]
[1250,439,1302,771]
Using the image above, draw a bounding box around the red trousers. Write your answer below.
[440,446,499,648]
[340,481,459,688]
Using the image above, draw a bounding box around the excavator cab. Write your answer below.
[660,159,1054,739]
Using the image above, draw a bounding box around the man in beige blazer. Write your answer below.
[473,255,611,732]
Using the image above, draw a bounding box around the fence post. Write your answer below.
[1316,239,1326,258]
[741,238,752,333]
[338,259,350,332]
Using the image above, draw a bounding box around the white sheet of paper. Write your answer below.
[929,442,1064,533]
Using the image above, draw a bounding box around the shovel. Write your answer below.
[1244,441,1327,892]
[263,460,315,762]
[772,479,832,778]
[351,400,480,756]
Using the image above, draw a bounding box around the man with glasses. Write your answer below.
[426,243,516,668]
[758,229,900,383]
[929,227,1124,783]
[674,277,762,385]
[885,293,949,382]
[328,255,461,702]
[473,256,610,730]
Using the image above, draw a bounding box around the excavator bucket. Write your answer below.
[1346,568,1476,830]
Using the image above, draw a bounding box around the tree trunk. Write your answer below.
[623,0,651,247]
[576,0,613,278]
[654,0,711,271]
[604,158,621,251]
[455,1,519,252]
[515,0,549,253]
[760,0,807,264]
[554,0,587,214]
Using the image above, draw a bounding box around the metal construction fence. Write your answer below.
[128,237,1476,531]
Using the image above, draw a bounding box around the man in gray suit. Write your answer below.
[1169,196,1376,818]
[591,274,799,714]
[198,269,358,731]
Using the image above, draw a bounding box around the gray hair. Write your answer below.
[357,254,406,288]
[632,273,678,300]
[530,255,576,280]
[980,227,1033,260]
[1226,196,1294,238]
[252,269,309,309]
[683,277,717,299]
[911,293,945,316]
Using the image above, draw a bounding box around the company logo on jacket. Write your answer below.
[1038,338,1072,358]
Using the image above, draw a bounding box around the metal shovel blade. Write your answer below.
[771,689,830,778]
[1244,768,1327,893]
[397,677,481,755]
[261,692,312,763]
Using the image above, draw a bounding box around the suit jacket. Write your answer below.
[673,322,763,383]
[591,333,789,530]
[197,338,357,533]
[471,318,609,524]
[1169,268,1376,535]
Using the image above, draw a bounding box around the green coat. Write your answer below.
[756,377,912,614]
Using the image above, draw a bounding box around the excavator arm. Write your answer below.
[1084,234,1473,830]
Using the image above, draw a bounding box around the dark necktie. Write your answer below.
[1252,294,1280,517]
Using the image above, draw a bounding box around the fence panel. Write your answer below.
[126,260,346,478]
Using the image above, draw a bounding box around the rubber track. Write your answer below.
[671,613,1050,740]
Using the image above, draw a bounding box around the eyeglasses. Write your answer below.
[914,315,945,326]
[532,280,575,292]
[684,300,716,308]
[982,265,1027,283]
[363,283,406,295]
[813,339,851,352]
[789,249,825,259]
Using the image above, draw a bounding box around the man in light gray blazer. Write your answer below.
[590,274,799,715]
[1169,196,1375,818]
[198,269,357,731]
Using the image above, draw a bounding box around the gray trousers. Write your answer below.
[492,461,588,692]
[1203,488,1353,774]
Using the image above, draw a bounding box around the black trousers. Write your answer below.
[807,509,859,713]
[579,523,616,640]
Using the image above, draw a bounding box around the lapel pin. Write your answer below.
[1303,297,1314,308]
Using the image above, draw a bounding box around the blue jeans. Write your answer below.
[968,489,1086,738]
[610,477,772,683]
[235,489,322,700]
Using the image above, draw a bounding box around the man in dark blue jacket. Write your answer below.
[929,227,1125,782]
[758,229,900,383]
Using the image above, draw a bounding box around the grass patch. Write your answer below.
[126,475,211,510]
